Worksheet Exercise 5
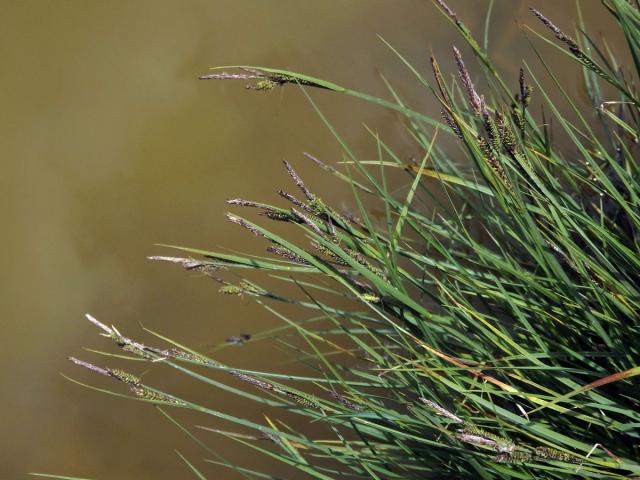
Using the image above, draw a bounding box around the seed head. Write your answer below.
[226,213,264,236]
[330,391,361,411]
[419,397,463,423]
[266,245,308,264]
[529,8,580,54]
[453,46,483,115]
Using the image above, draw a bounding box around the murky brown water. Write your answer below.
[0,1,625,478]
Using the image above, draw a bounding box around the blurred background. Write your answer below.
[0,1,623,478]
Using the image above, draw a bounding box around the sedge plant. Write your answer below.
[39,1,640,479]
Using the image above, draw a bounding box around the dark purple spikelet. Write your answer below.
[278,190,310,211]
[431,57,452,105]
[226,213,264,236]
[199,71,262,81]
[441,109,463,139]
[530,8,612,82]
[283,160,315,200]
[453,46,482,115]
[226,198,267,208]
[200,68,328,90]
[529,8,580,54]
[434,0,463,29]
[434,0,455,18]
[518,68,532,108]
[291,208,324,235]
[68,356,111,378]
[147,256,218,273]
[303,152,337,174]
[419,397,463,423]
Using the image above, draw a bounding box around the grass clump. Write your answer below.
[48,1,640,479]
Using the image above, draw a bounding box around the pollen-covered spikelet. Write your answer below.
[169,348,221,367]
[307,197,346,225]
[494,450,533,464]
[218,281,267,297]
[459,425,515,453]
[310,240,347,264]
[218,284,244,296]
[496,112,517,156]
[239,281,267,296]
[510,104,525,137]
[283,391,320,409]
[131,386,186,406]
[358,292,381,304]
[107,368,141,386]
[121,343,156,360]
[262,209,299,222]
[248,79,277,91]
[231,371,320,409]
[477,137,510,189]
[266,245,308,264]
[534,446,578,463]
[345,248,386,279]
[481,103,501,154]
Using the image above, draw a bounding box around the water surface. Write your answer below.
[0,1,623,478]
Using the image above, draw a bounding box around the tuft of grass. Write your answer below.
[64,1,639,479]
